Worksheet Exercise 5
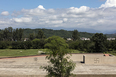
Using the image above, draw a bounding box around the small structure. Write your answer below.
[107,38,115,41]
[83,54,116,65]
[80,37,90,40]
[67,38,72,41]
[24,38,29,41]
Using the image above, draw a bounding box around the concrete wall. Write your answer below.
[0,75,116,77]
[84,55,116,65]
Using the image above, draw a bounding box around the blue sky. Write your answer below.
[0,0,105,10]
[0,0,116,33]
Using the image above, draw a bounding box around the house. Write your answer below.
[67,38,72,41]
[24,38,29,41]
[107,38,115,41]
[80,37,90,40]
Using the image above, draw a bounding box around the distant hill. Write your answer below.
[23,28,115,38]
[105,33,116,38]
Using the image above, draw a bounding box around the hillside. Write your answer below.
[23,28,95,38]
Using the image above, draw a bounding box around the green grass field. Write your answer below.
[0,49,83,58]
[0,49,49,58]
[0,49,115,58]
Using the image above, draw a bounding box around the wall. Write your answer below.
[84,55,116,65]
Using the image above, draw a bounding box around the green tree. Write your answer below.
[0,31,3,41]
[2,27,13,41]
[18,28,23,41]
[32,39,40,49]
[42,36,75,77]
[0,41,7,49]
[23,41,32,49]
[111,40,116,50]
[12,29,17,41]
[3,28,9,41]
[36,29,45,39]
[72,30,79,41]
[91,33,107,53]
[7,27,13,41]
[29,33,34,40]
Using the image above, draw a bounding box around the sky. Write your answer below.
[0,0,116,33]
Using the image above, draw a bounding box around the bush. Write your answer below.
[23,41,32,49]
[12,41,32,49]
[11,41,24,49]
[32,39,46,49]
[0,41,7,49]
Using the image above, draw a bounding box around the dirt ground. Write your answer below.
[0,54,116,76]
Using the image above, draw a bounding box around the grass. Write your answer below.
[2,49,115,58]
[0,49,84,58]
[0,49,50,58]
[70,49,85,53]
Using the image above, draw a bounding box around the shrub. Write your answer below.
[0,41,7,49]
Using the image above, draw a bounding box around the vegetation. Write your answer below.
[72,30,79,41]
[0,49,49,58]
[0,27,116,56]
[42,36,75,77]
[90,33,107,53]
[0,49,83,58]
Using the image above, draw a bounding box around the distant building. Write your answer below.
[80,37,90,40]
[107,38,115,41]
[67,38,72,41]
[24,38,29,41]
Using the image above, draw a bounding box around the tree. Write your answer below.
[36,29,45,39]
[18,28,23,41]
[0,41,7,49]
[7,27,13,41]
[12,29,17,41]
[42,36,75,77]
[29,33,34,40]
[32,39,40,49]
[0,31,3,41]
[72,30,79,41]
[91,33,107,53]
[3,28,9,41]
[2,27,13,41]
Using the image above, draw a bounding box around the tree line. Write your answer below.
[0,27,116,54]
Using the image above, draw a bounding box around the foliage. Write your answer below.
[0,49,48,57]
[11,41,24,49]
[111,40,116,50]
[23,41,32,49]
[32,39,46,49]
[32,39,40,49]
[91,33,107,53]
[22,28,97,38]
[67,40,91,51]
[1,27,116,41]
[68,41,79,49]
[72,30,79,41]
[18,28,24,41]
[0,41,8,49]
[43,36,75,77]
[36,29,45,39]
[29,33,34,40]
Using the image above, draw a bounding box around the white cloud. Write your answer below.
[48,9,55,13]
[68,6,90,13]
[45,20,63,24]
[100,0,116,8]
[21,5,46,16]
[0,20,7,24]
[1,4,116,33]
[38,5,45,10]
[12,17,32,23]
[63,18,68,22]
[1,11,9,16]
